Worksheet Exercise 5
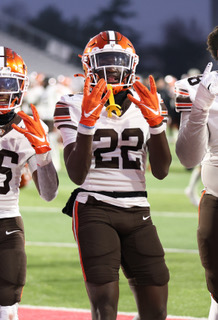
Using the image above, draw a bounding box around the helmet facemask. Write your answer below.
[82,46,138,94]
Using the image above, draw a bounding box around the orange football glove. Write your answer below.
[79,77,111,128]
[128,75,164,127]
[12,104,51,154]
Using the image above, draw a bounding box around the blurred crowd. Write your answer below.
[22,71,83,172]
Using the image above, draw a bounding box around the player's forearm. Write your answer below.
[35,153,59,201]
[176,110,208,168]
[64,133,93,185]
[148,132,172,179]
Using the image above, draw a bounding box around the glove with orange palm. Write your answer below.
[12,104,51,154]
[78,77,111,135]
[128,75,164,127]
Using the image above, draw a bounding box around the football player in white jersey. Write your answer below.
[0,47,58,320]
[54,30,171,320]
[175,26,218,320]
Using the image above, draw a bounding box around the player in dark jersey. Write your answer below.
[0,47,58,320]
[175,26,218,320]
[54,31,171,320]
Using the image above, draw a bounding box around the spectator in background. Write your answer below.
[163,74,179,143]
[153,73,172,113]
[22,71,45,115]
[24,73,73,172]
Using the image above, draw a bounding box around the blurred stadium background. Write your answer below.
[1,1,218,318]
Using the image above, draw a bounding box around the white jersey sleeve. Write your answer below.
[175,74,211,168]
[54,93,83,147]
[175,75,202,112]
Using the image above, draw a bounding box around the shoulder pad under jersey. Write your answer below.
[174,75,202,112]
[54,93,83,130]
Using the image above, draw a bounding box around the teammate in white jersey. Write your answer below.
[175,26,218,320]
[54,31,171,320]
[0,47,58,320]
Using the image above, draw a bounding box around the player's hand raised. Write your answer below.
[79,77,111,129]
[201,62,218,95]
[12,104,51,154]
[128,76,163,127]
[193,63,216,111]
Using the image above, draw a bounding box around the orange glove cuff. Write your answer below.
[146,115,164,127]
[34,144,51,154]
[79,116,97,128]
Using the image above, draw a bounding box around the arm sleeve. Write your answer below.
[176,109,209,168]
[175,80,215,168]
[36,152,58,201]
[28,152,58,201]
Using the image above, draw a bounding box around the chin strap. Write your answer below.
[11,96,18,106]
[105,84,121,117]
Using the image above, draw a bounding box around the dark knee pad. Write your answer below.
[85,265,119,284]
[0,248,26,305]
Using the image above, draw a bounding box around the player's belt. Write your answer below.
[89,190,147,198]
[62,188,147,217]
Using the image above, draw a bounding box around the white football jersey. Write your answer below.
[175,74,203,112]
[55,89,161,207]
[0,114,36,218]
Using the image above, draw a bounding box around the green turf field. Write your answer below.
[19,141,210,317]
